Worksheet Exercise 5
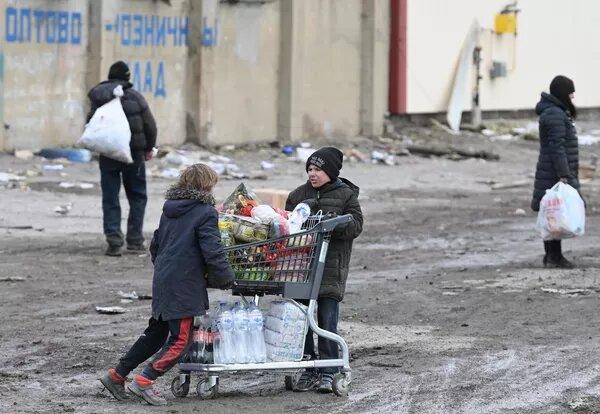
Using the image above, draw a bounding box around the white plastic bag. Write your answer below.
[536,182,585,240]
[78,85,133,163]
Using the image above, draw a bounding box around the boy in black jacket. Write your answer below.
[100,164,235,405]
[285,147,363,393]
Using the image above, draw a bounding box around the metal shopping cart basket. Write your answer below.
[173,214,353,399]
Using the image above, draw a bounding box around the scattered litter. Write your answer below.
[164,152,191,166]
[59,182,94,190]
[222,145,236,151]
[117,290,151,300]
[371,151,396,166]
[481,129,496,137]
[0,172,25,182]
[25,170,41,177]
[579,135,600,146]
[281,145,295,156]
[260,161,275,170]
[54,203,73,215]
[40,148,91,163]
[43,164,64,171]
[541,287,594,296]
[118,290,139,300]
[0,277,25,282]
[209,155,232,164]
[120,299,134,304]
[14,150,34,160]
[300,142,312,149]
[347,149,369,163]
[514,208,526,216]
[296,148,315,163]
[95,306,126,314]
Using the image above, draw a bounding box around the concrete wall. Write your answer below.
[0,0,390,151]
[406,0,600,114]
[2,0,89,150]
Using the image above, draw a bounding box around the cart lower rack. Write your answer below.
[173,215,353,399]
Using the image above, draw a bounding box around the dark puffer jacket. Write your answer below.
[87,80,157,153]
[286,178,363,301]
[531,92,580,211]
[149,187,235,321]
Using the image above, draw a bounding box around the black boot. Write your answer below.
[105,245,122,257]
[545,240,574,268]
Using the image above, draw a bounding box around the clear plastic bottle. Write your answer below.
[211,301,228,364]
[247,302,267,363]
[232,302,250,363]
[288,203,311,234]
[218,308,235,364]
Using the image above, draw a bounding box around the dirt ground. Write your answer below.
[3,121,600,413]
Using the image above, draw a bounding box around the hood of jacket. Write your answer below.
[88,79,133,106]
[162,186,216,218]
[535,92,567,116]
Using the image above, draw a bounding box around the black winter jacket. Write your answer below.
[286,178,363,301]
[87,80,157,153]
[531,92,580,211]
[149,187,235,321]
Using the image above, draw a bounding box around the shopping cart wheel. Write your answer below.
[284,375,296,391]
[332,373,350,397]
[196,377,218,399]
[171,374,190,398]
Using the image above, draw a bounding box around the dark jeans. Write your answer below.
[116,317,193,381]
[544,240,562,260]
[302,297,340,374]
[99,154,147,247]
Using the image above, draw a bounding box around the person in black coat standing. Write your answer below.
[531,75,580,268]
[87,61,158,256]
[285,147,363,393]
[99,164,235,405]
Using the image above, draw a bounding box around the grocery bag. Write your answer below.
[536,182,585,240]
[78,85,133,164]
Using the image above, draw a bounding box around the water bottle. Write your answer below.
[219,308,235,363]
[288,203,311,234]
[232,302,250,363]
[247,303,267,363]
[211,302,228,364]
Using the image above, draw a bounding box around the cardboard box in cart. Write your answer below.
[255,189,290,210]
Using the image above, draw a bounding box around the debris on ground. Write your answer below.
[541,287,595,297]
[296,147,315,163]
[54,203,73,215]
[42,164,64,171]
[0,277,26,282]
[117,290,139,300]
[260,161,275,170]
[0,172,25,182]
[14,150,35,160]
[95,306,127,314]
[59,182,94,190]
[406,144,500,161]
[39,148,91,163]
[371,150,396,165]
[514,208,526,216]
[578,135,600,146]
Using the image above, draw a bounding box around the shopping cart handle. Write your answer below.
[318,214,353,232]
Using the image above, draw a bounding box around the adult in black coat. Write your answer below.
[100,164,234,405]
[285,147,363,393]
[531,75,580,268]
[87,61,158,256]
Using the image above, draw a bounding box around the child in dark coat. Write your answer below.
[285,147,363,393]
[100,163,235,405]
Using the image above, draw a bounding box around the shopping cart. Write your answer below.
[173,214,353,399]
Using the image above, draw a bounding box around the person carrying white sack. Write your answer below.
[531,75,584,268]
[86,61,157,256]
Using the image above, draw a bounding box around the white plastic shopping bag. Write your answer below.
[536,182,585,240]
[78,85,133,163]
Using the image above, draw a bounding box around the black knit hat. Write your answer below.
[550,75,576,118]
[305,147,344,181]
[108,61,131,81]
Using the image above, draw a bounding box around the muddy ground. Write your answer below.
[3,121,600,413]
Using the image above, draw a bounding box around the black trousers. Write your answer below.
[115,317,193,380]
[544,240,562,260]
[99,153,147,247]
[302,298,340,375]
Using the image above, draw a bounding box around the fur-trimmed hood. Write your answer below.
[163,186,215,218]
